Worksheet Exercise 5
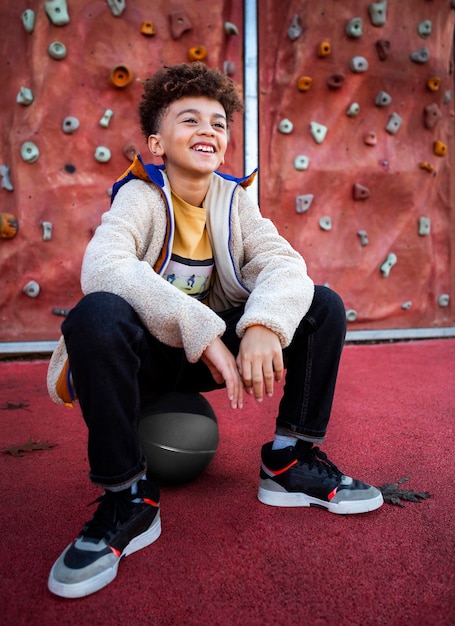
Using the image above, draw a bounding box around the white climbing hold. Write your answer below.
[294,155,309,171]
[380,253,397,277]
[310,122,328,144]
[295,194,314,213]
[45,0,70,26]
[94,146,112,163]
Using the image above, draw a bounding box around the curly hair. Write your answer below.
[138,62,244,138]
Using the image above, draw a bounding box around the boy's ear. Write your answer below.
[148,134,164,156]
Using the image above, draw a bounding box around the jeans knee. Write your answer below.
[62,292,134,349]
[312,285,346,333]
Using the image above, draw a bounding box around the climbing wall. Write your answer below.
[0,0,244,342]
[258,0,455,330]
[1,1,454,344]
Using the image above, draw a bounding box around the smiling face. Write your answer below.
[147,96,229,184]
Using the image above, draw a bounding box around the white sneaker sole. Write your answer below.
[258,485,384,514]
[48,513,161,598]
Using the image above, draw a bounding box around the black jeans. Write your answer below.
[62,285,346,488]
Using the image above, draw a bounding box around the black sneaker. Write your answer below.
[258,441,383,514]
[48,479,161,598]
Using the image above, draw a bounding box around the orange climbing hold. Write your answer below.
[317,41,331,57]
[109,65,134,89]
[433,140,447,157]
[188,46,208,62]
[141,21,156,36]
[0,213,18,239]
[297,76,312,91]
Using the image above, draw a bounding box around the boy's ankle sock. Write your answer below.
[272,434,298,450]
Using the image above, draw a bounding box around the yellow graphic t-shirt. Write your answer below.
[164,191,214,301]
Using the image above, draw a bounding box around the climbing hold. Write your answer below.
[41,221,53,241]
[99,109,114,128]
[368,1,387,27]
[169,10,193,39]
[295,194,314,213]
[21,9,35,33]
[123,143,139,161]
[346,102,360,117]
[380,253,397,277]
[438,294,450,307]
[44,0,70,26]
[419,161,435,173]
[363,132,377,146]
[16,87,34,105]
[0,165,13,191]
[288,15,302,41]
[345,17,363,38]
[424,103,442,130]
[62,117,80,134]
[385,112,402,135]
[188,46,208,62]
[278,119,293,134]
[48,42,67,60]
[410,48,430,64]
[297,76,312,91]
[350,56,368,73]
[140,21,156,36]
[22,280,40,298]
[109,65,133,88]
[0,213,18,239]
[327,73,345,89]
[224,22,239,36]
[375,91,392,107]
[427,77,441,92]
[401,301,412,310]
[107,0,125,17]
[223,61,236,76]
[52,307,70,317]
[418,217,431,236]
[310,122,327,144]
[419,161,435,174]
[20,141,40,163]
[433,140,447,157]
[353,184,370,200]
[294,155,309,171]
[94,146,112,163]
[443,90,451,104]
[357,230,369,246]
[417,20,432,39]
[375,39,391,61]
[319,217,332,231]
[345,310,357,322]
[317,41,331,57]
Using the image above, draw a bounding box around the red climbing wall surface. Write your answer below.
[258,0,455,330]
[0,1,454,343]
[0,0,244,342]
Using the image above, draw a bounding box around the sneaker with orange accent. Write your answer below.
[48,479,161,598]
[258,441,383,514]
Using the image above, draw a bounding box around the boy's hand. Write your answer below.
[236,326,283,402]
[201,338,243,409]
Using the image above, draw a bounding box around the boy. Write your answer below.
[47,62,383,599]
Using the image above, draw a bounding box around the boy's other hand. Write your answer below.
[201,338,243,409]
[236,326,283,402]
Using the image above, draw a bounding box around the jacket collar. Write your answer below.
[111,154,257,203]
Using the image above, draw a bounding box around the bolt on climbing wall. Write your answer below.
[0,0,244,342]
[258,0,455,330]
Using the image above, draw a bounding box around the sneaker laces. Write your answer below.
[298,445,344,480]
[81,489,139,541]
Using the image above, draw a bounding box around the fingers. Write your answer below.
[237,326,284,403]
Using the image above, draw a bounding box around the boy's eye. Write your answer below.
[214,122,226,130]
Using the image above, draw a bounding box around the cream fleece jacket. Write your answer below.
[47,162,314,405]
